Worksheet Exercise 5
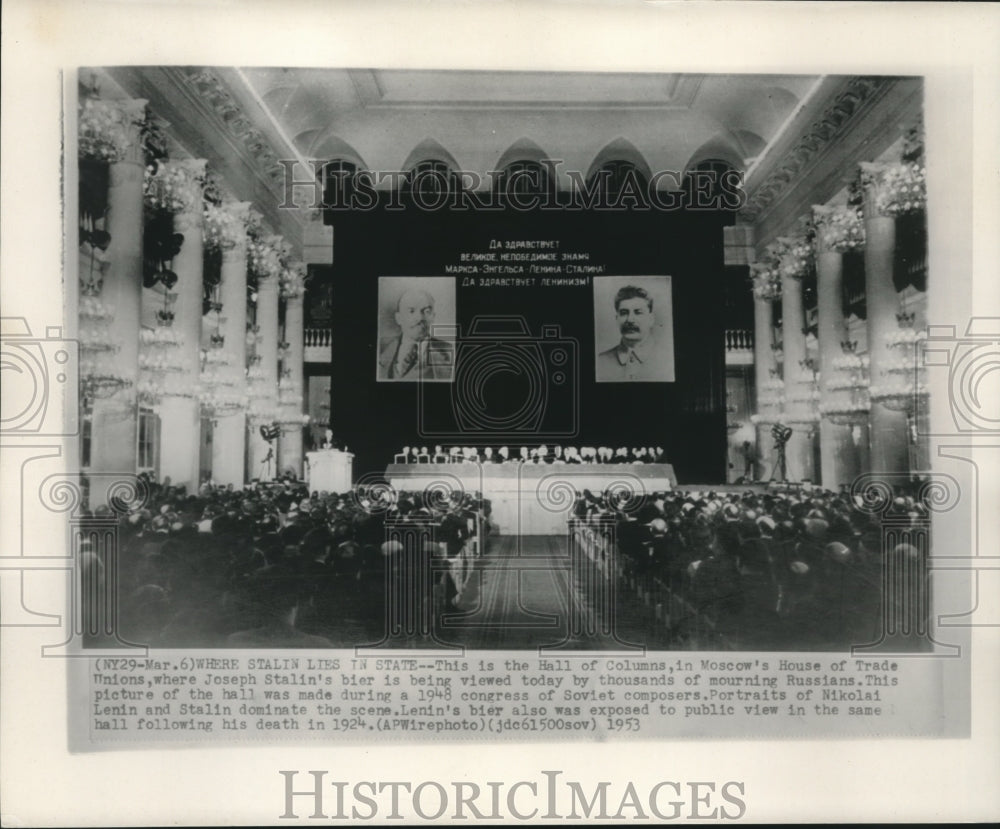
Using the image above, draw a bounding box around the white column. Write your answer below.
[88,99,147,498]
[814,207,860,491]
[752,295,776,476]
[248,261,280,481]
[780,267,815,482]
[158,159,206,491]
[861,164,909,475]
[278,277,305,478]
[210,202,251,487]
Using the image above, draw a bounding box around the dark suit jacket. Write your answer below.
[378,335,454,380]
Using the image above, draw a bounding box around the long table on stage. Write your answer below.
[385,462,677,535]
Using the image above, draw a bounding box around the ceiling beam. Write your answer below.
[740,76,922,249]
[104,66,307,252]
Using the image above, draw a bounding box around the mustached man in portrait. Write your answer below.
[595,280,675,383]
[378,281,455,381]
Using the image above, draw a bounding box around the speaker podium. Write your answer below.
[305,449,353,493]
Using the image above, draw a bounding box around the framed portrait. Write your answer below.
[376,275,456,382]
[594,275,676,382]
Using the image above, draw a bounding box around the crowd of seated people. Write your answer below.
[80,474,488,649]
[569,485,931,650]
[78,471,927,651]
[393,444,669,465]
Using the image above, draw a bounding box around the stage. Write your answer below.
[386,462,677,534]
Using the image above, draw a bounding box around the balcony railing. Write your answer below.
[304,328,332,348]
[725,328,753,352]
[725,328,754,366]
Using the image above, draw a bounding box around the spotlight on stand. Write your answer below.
[769,422,793,483]
[257,422,281,481]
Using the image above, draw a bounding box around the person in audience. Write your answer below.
[227,569,335,648]
[89,467,912,651]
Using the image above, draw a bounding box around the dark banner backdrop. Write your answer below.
[323,202,729,484]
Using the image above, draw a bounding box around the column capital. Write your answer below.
[173,159,208,217]
[222,200,253,224]
[812,204,865,255]
[859,162,893,218]
[772,234,812,281]
[750,260,781,302]
[859,160,926,219]
[144,158,207,218]
[280,261,308,300]
[205,200,252,253]
[248,232,287,283]
[79,97,148,164]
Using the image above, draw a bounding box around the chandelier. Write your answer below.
[78,283,132,400]
[199,343,247,418]
[870,311,928,412]
[820,341,871,425]
[752,370,785,426]
[137,301,186,406]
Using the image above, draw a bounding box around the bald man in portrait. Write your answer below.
[378,285,455,381]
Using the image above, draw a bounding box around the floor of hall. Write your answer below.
[428,534,677,652]
[339,533,898,653]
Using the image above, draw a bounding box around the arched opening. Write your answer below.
[401,159,464,204]
[682,157,741,210]
[492,159,554,201]
[585,160,650,204]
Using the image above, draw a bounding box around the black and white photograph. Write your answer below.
[594,275,676,382]
[2,1,999,826]
[59,65,946,657]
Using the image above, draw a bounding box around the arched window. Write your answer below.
[322,159,360,206]
[586,160,649,203]
[401,159,462,201]
[683,158,740,209]
[492,160,552,199]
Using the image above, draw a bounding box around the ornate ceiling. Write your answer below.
[234,68,822,180]
[96,67,921,254]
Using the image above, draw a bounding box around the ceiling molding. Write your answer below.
[345,69,705,111]
[750,77,923,250]
[738,76,899,225]
[106,66,306,251]
[348,69,383,107]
